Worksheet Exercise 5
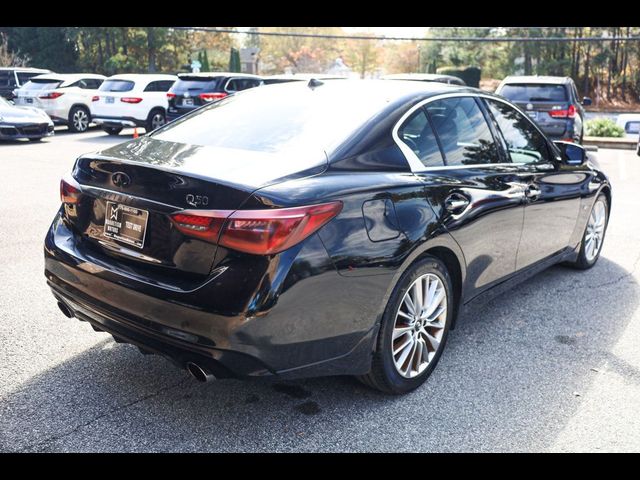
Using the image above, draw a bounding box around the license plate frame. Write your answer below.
[106,96,115,104]
[183,98,194,107]
[103,201,149,249]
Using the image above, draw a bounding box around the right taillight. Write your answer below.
[60,177,81,204]
[170,202,343,255]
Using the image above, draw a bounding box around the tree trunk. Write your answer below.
[147,28,157,73]
[121,28,128,56]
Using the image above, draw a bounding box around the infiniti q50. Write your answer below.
[45,80,611,394]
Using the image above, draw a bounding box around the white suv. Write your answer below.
[13,73,105,132]
[90,74,177,135]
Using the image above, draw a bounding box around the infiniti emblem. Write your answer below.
[112,171,131,187]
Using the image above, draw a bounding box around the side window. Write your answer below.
[83,79,102,89]
[144,81,159,92]
[426,97,501,166]
[398,109,445,168]
[226,78,240,92]
[485,99,551,165]
[158,80,174,92]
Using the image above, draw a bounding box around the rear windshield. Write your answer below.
[21,79,63,91]
[99,79,135,92]
[152,84,390,155]
[172,77,222,92]
[499,84,568,102]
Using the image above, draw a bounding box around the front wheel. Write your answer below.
[567,193,609,270]
[358,256,453,394]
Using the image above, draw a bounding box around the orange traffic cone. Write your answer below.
[133,127,139,139]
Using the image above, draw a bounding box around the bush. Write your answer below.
[585,118,625,138]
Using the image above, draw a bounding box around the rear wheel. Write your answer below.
[68,106,90,133]
[358,256,453,394]
[102,126,123,136]
[567,193,608,270]
[146,109,166,133]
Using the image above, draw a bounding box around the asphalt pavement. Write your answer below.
[1,127,639,452]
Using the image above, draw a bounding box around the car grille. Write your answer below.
[0,123,50,136]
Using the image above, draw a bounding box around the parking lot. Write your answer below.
[0,128,639,452]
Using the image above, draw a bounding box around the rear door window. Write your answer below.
[100,79,135,92]
[426,97,501,166]
[499,84,568,102]
[484,99,551,165]
[398,109,444,168]
[83,78,103,89]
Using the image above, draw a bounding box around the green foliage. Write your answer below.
[585,118,625,137]
[229,47,241,72]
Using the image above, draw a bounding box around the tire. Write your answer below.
[102,126,123,136]
[358,256,454,394]
[28,137,43,142]
[146,108,166,133]
[567,193,609,270]
[68,106,90,133]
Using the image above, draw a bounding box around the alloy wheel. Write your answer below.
[73,109,89,132]
[151,113,165,130]
[585,199,606,262]
[392,273,447,378]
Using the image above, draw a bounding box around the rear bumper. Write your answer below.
[44,210,379,380]
[166,106,196,121]
[93,116,146,128]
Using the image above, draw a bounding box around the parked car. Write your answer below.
[46,81,611,394]
[381,73,466,86]
[0,95,54,141]
[262,74,348,85]
[615,113,640,139]
[496,75,591,143]
[166,72,262,121]
[90,74,177,135]
[13,73,105,133]
[637,132,640,156]
[0,67,52,101]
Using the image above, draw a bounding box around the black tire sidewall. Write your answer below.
[146,108,165,133]
[102,127,122,136]
[376,256,453,394]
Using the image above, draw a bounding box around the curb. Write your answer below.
[582,136,637,150]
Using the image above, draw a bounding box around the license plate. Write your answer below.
[526,111,538,120]
[25,97,33,104]
[183,98,194,106]
[106,96,114,104]
[103,201,149,249]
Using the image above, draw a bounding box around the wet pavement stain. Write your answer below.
[555,335,578,345]
[272,383,312,399]
[294,401,321,415]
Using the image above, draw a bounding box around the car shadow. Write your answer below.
[1,257,637,452]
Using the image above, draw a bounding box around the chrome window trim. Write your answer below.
[392,91,556,172]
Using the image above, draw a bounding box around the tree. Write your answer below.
[0,33,29,67]
[0,27,78,72]
[229,48,241,72]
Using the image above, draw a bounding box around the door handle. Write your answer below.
[525,184,541,200]
[444,194,470,213]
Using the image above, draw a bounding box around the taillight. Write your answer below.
[166,92,176,99]
[170,202,343,255]
[39,91,64,100]
[60,177,81,204]
[121,97,143,104]
[199,92,227,102]
[549,104,576,119]
[92,95,100,102]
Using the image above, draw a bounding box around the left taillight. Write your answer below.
[170,202,343,255]
[39,91,64,100]
[60,176,81,204]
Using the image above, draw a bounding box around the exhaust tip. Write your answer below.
[57,301,74,318]
[186,362,216,383]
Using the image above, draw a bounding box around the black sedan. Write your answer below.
[45,80,611,394]
[0,95,54,141]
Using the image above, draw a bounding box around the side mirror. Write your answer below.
[554,140,586,165]
[582,97,592,106]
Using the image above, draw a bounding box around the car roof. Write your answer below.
[500,75,572,85]
[177,72,262,79]
[0,67,51,73]
[105,74,178,81]
[30,73,106,84]
[265,73,348,80]
[382,73,460,81]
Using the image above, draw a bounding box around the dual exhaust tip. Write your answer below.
[58,300,215,383]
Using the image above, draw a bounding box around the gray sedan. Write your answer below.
[0,96,54,141]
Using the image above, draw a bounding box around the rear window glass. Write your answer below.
[499,84,568,102]
[152,85,391,155]
[172,77,221,92]
[21,79,63,91]
[100,80,135,92]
